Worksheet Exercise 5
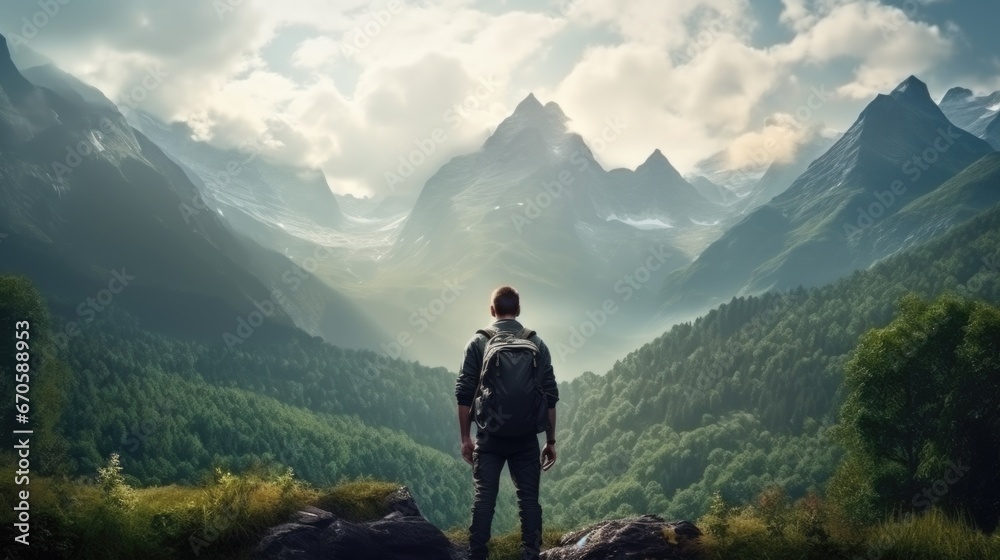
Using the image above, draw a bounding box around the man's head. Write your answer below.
[490,286,520,319]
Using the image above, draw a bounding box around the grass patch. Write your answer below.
[0,454,402,560]
[694,488,1000,560]
[4,457,996,560]
[314,478,402,521]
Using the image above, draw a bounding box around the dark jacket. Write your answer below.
[455,318,559,409]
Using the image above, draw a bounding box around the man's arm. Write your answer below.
[538,339,558,470]
[538,339,559,411]
[455,335,483,409]
[456,336,483,465]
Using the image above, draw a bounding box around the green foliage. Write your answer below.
[702,491,732,544]
[315,477,403,521]
[33,357,72,476]
[55,343,484,529]
[0,459,409,559]
[833,293,1000,530]
[695,490,999,560]
[753,485,790,537]
[544,203,1000,527]
[1,275,520,534]
[4,193,1000,558]
[98,453,137,512]
[0,274,52,346]
[0,275,71,471]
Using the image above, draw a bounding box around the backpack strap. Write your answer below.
[472,327,499,416]
[515,327,542,388]
[476,327,499,340]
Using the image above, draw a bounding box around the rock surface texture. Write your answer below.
[253,486,701,560]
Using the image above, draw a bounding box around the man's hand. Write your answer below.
[461,437,475,466]
[541,442,557,471]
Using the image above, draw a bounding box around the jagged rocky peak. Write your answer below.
[483,93,571,148]
[890,75,930,100]
[514,92,545,113]
[642,148,669,166]
[857,75,943,133]
[510,93,571,129]
[544,100,569,123]
[635,149,689,184]
[0,33,34,98]
[507,93,570,128]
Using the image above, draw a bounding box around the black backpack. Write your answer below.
[472,326,549,437]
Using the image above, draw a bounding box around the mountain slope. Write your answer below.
[605,149,721,226]
[661,76,995,312]
[0,284,508,533]
[736,133,839,214]
[866,152,1000,258]
[545,199,1000,525]
[0,33,383,349]
[372,94,722,375]
[124,109,346,245]
[387,93,725,287]
[688,174,738,205]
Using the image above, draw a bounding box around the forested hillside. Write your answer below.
[56,310,458,455]
[0,277,519,532]
[543,202,1000,527]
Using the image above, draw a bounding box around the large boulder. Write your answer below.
[253,485,702,560]
[540,514,702,560]
[252,486,465,560]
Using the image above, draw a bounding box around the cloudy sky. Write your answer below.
[2,0,998,197]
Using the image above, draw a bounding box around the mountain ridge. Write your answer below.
[939,85,1000,150]
[0,32,385,350]
[660,75,995,313]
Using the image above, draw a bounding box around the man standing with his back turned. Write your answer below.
[455,285,559,560]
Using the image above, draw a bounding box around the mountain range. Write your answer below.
[939,86,1000,150]
[4,30,1000,377]
[372,93,737,372]
[660,76,999,313]
[0,34,385,350]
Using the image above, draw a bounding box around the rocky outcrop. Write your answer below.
[540,514,702,559]
[252,486,465,560]
[253,486,701,560]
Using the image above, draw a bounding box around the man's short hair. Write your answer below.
[491,286,519,317]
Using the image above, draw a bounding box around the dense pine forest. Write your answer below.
[544,201,1000,528]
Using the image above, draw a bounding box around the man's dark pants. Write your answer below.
[469,430,542,560]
